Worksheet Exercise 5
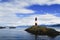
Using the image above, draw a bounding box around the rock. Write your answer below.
[25,26,60,37]
[0,27,6,29]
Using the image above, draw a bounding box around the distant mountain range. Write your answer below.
[0,24,60,28]
[40,24,60,27]
[17,24,60,27]
[47,24,60,27]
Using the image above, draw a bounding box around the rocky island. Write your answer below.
[25,17,60,37]
[25,26,60,37]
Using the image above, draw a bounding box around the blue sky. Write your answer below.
[0,0,60,26]
[16,4,60,17]
[26,4,60,14]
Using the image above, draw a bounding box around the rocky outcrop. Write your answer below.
[25,26,60,37]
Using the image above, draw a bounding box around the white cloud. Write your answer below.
[0,0,35,26]
[0,4,35,14]
[29,0,60,5]
[0,13,60,26]
[12,0,60,5]
[24,14,60,25]
[16,14,60,26]
[0,0,60,7]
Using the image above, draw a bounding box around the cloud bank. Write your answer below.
[12,0,60,5]
[0,13,60,26]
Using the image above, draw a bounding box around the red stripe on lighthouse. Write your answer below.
[35,17,37,26]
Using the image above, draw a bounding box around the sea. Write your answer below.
[0,26,60,40]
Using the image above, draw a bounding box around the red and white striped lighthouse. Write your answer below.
[35,17,37,26]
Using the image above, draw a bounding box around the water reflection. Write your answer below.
[34,35,58,40]
[35,35,38,40]
[0,28,60,40]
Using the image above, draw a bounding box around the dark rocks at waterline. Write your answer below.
[25,26,60,37]
[0,27,16,29]
[9,27,16,29]
[0,27,6,29]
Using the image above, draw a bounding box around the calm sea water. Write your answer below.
[0,27,60,40]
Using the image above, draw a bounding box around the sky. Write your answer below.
[0,0,60,26]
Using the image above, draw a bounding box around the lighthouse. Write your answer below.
[35,17,37,26]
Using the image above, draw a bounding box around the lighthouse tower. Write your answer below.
[35,17,37,26]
